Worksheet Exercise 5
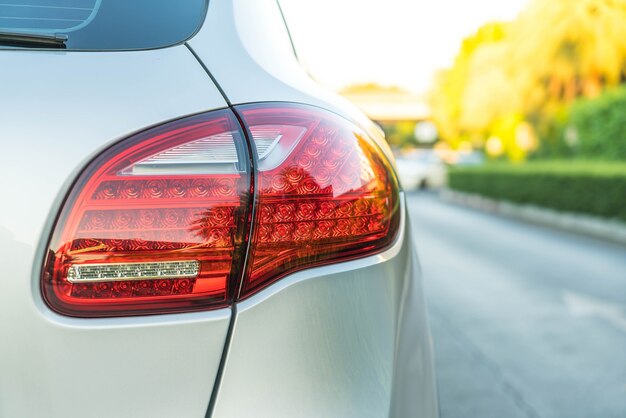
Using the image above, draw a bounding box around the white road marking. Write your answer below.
[564,291,626,333]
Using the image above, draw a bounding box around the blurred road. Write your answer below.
[407,192,626,418]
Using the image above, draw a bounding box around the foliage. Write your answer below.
[378,121,418,148]
[430,0,626,160]
[429,22,509,143]
[534,86,626,159]
[568,86,626,159]
[448,161,626,220]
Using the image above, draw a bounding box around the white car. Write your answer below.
[0,1,438,417]
[396,150,447,190]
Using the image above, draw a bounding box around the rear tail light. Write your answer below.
[236,104,400,297]
[42,110,252,317]
[42,104,399,317]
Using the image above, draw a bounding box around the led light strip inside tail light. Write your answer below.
[66,261,200,283]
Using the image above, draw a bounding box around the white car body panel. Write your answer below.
[0,46,231,418]
[211,200,438,418]
[0,1,438,417]
[190,1,438,416]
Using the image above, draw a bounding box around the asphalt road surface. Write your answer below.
[407,192,626,418]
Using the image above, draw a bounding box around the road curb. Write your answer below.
[439,189,626,246]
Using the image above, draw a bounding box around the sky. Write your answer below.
[279,0,529,94]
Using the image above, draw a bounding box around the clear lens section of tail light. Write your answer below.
[236,103,400,298]
[42,110,251,317]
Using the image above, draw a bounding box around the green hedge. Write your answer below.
[535,86,626,160]
[448,162,626,220]
[569,86,626,160]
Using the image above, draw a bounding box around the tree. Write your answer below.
[430,0,626,159]
[430,22,509,144]
[513,0,626,109]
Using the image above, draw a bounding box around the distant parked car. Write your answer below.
[450,150,485,166]
[396,150,447,190]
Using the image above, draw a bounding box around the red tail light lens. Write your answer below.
[42,104,399,317]
[42,110,251,317]
[236,104,400,297]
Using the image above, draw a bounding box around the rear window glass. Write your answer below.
[0,0,207,50]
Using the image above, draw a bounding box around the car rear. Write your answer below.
[0,1,438,417]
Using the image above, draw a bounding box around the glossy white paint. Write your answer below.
[190,1,438,416]
[0,0,438,416]
[212,198,438,417]
[0,46,231,418]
